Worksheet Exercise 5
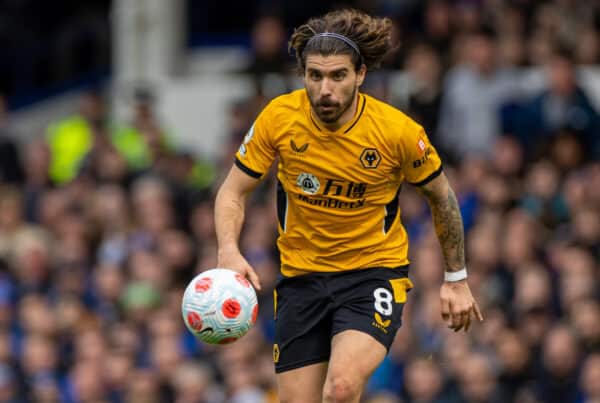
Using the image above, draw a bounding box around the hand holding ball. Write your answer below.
[182,268,259,344]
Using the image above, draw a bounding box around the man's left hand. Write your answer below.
[440,280,483,332]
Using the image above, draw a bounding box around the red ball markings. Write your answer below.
[186,311,203,331]
[251,304,259,324]
[195,277,212,292]
[222,298,241,318]
[235,274,250,288]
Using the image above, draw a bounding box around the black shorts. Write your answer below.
[273,266,412,373]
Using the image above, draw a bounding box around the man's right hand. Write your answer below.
[217,246,262,291]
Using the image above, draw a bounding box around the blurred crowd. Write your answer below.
[0,0,599,402]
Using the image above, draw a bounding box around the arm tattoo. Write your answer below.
[422,186,465,272]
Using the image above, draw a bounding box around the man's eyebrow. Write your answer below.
[306,67,349,74]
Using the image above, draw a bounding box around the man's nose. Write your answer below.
[320,78,334,97]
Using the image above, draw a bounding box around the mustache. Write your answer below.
[317,101,339,107]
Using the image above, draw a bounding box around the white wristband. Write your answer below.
[444,268,468,282]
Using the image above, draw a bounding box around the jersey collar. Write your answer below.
[307,92,367,135]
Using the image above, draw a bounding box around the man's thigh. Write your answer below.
[322,267,411,401]
[273,274,332,373]
[277,362,328,403]
[324,329,388,399]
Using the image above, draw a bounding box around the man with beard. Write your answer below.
[214,9,483,403]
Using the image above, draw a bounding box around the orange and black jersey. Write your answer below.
[235,89,442,277]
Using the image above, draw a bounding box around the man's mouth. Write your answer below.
[319,104,337,111]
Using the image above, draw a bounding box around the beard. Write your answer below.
[308,86,357,124]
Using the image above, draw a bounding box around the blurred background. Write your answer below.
[0,0,599,402]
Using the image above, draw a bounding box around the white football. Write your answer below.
[181,268,258,344]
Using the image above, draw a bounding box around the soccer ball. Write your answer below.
[181,268,259,344]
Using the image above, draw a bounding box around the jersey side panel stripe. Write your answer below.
[383,186,401,234]
[277,180,288,232]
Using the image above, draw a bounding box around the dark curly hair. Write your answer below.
[289,9,394,72]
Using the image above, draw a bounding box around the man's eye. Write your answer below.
[333,72,346,80]
[310,72,322,80]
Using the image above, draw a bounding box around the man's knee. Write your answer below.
[323,374,361,402]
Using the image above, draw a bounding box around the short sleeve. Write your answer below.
[401,125,443,186]
[235,107,276,178]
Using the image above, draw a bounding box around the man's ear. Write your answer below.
[356,64,367,86]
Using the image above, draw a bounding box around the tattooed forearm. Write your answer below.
[418,176,465,272]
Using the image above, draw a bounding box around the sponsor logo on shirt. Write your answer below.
[412,147,432,168]
[295,177,368,210]
[296,173,320,194]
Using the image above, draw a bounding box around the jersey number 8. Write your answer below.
[373,287,393,316]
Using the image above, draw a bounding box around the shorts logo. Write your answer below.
[360,148,381,169]
[374,312,391,328]
[273,344,280,363]
[372,312,391,334]
[296,173,320,194]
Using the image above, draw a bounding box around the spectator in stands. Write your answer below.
[66,360,107,403]
[21,139,52,223]
[403,357,454,403]
[535,324,582,403]
[419,0,453,69]
[113,87,175,171]
[437,28,519,160]
[46,90,106,184]
[125,369,165,403]
[574,26,600,65]
[170,361,224,403]
[495,329,535,401]
[493,4,527,68]
[20,334,61,397]
[404,44,444,149]
[520,160,569,228]
[516,48,600,159]
[579,353,600,403]
[569,299,600,354]
[457,352,509,403]
[245,15,293,97]
[47,90,181,186]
